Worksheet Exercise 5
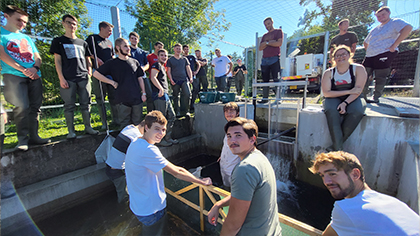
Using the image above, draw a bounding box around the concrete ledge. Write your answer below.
[1,163,113,235]
[296,107,419,212]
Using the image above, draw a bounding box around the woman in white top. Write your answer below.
[321,45,367,151]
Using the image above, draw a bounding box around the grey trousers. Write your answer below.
[117,103,143,129]
[154,98,175,140]
[191,75,208,109]
[3,74,43,144]
[143,77,155,112]
[172,81,191,115]
[323,96,366,151]
[363,67,391,100]
[60,79,91,114]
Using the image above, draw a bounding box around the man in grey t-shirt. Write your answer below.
[208,117,281,236]
[167,43,193,117]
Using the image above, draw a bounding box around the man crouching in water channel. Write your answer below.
[125,110,212,235]
[208,117,282,236]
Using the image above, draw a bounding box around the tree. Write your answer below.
[125,0,230,54]
[1,0,91,105]
[289,0,381,55]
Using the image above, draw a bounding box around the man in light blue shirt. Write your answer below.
[0,5,50,151]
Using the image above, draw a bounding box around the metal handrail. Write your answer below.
[164,181,323,235]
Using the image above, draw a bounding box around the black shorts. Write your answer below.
[362,51,398,69]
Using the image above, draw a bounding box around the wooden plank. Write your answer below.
[199,186,205,232]
[175,184,197,195]
[278,213,323,236]
[203,188,227,220]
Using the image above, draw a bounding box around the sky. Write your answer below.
[87,0,419,57]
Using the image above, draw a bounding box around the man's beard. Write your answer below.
[330,174,355,200]
[120,51,129,56]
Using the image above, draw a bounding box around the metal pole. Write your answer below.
[111,6,121,41]
[254,33,258,120]
[268,100,271,140]
[321,31,330,98]
[210,51,214,90]
[413,45,420,97]
[245,48,249,96]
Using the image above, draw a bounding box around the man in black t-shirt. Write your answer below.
[93,38,146,129]
[86,21,118,129]
[149,49,177,147]
[182,45,201,112]
[233,59,248,96]
[194,49,209,93]
[330,19,358,56]
[50,14,99,139]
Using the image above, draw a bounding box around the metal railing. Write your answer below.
[164,181,323,235]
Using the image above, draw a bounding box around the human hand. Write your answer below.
[207,205,219,226]
[22,67,37,79]
[201,177,212,186]
[337,103,347,115]
[193,71,198,76]
[111,81,118,89]
[170,79,176,86]
[141,94,147,102]
[97,58,104,66]
[189,78,193,83]
[3,111,8,124]
[60,79,69,89]
[158,89,164,97]
[388,45,397,52]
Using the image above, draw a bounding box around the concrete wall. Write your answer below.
[194,102,254,151]
[296,109,420,213]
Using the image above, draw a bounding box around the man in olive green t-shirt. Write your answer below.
[208,117,281,236]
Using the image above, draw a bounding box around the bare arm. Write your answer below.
[363,42,368,50]
[167,67,175,85]
[138,76,146,102]
[220,197,251,236]
[142,62,150,73]
[193,60,201,75]
[186,65,193,83]
[163,162,212,185]
[389,24,413,52]
[227,62,233,75]
[321,69,361,98]
[208,195,231,225]
[150,68,165,97]
[53,54,69,89]
[93,70,118,89]
[0,45,40,80]
[322,223,338,236]
[86,56,92,76]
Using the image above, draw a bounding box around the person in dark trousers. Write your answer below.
[233,59,248,96]
[258,17,283,103]
[0,5,50,151]
[321,45,367,151]
[362,6,412,103]
[50,14,99,139]
[93,38,146,129]
[182,45,200,112]
[86,21,119,128]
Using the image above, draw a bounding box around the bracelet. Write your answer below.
[343,101,349,106]
[142,93,147,96]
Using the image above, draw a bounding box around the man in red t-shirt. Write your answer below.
[146,41,164,112]
[258,17,283,103]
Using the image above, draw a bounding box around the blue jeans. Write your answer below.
[215,75,227,92]
[136,208,166,226]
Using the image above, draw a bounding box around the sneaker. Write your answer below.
[167,138,179,144]
[156,139,172,147]
[16,143,28,151]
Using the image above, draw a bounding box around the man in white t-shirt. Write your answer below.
[219,102,241,189]
[362,6,412,103]
[309,151,419,236]
[211,48,232,92]
[125,110,212,235]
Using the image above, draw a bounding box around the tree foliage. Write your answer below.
[1,0,91,105]
[125,0,230,53]
[290,0,381,55]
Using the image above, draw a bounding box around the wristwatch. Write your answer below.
[142,93,147,96]
[266,41,269,45]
